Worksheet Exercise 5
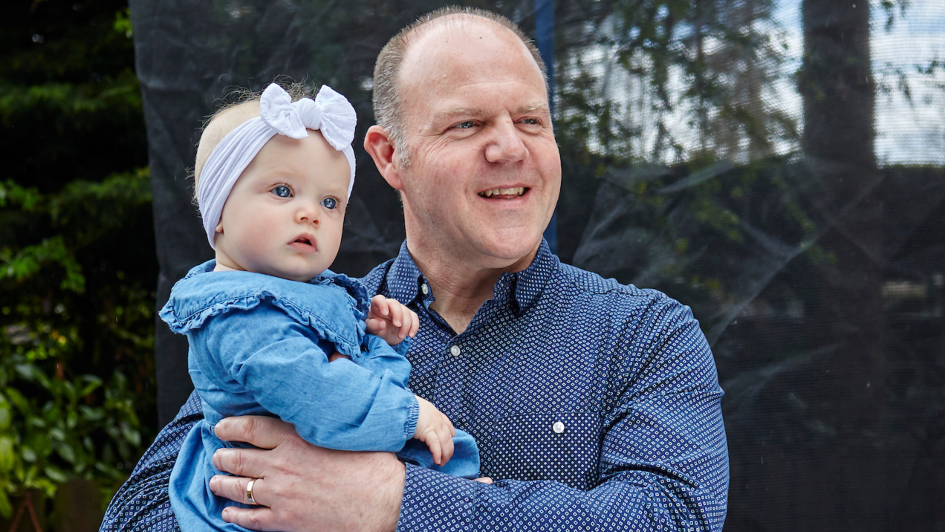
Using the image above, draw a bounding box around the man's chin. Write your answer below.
[474,235,544,269]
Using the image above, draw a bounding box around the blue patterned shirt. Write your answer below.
[102,240,728,531]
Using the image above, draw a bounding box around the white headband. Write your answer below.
[197,83,357,249]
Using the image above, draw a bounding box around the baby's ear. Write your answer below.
[215,221,224,233]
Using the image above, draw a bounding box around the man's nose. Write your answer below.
[484,118,527,163]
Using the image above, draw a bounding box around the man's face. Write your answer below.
[393,21,561,270]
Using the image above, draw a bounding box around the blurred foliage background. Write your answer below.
[0,0,154,522]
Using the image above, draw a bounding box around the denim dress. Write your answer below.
[160,261,479,532]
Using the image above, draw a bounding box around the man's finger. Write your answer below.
[221,505,280,532]
[214,416,293,449]
[209,474,266,507]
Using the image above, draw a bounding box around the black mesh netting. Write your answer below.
[131,0,945,529]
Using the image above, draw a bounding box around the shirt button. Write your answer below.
[552,421,565,434]
[450,345,461,357]
[421,284,429,295]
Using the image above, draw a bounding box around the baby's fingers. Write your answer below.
[395,307,417,340]
[365,317,388,335]
[388,302,404,328]
[439,427,455,464]
[370,295,391,318]
[407,310,420,338]
[425,432,443,466]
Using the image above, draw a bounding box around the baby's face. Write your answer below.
[214,130,350,282]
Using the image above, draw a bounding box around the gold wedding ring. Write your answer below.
[246,478,258,505]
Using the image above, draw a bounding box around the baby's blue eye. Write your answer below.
[271,185,292,198]
[321,197,338,209]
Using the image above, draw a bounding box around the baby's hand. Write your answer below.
[414,395,456,466]
[366,295,419,345]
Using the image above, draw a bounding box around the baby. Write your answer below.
[159,83,479,531]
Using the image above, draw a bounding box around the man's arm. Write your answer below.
[100,391,202,531]
[208,417,404,532]
[208,299,728,531]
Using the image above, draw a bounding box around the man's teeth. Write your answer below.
[480,187,525,198]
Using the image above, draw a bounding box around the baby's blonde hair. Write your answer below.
[192,82,312,201]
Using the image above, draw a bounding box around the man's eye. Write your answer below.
[321,197,337,209]
[271,185,292,198]
[521,118,541,126]
[455,121,476,129]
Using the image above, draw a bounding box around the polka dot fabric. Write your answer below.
[370,240,728,531]
[101,395,202,531]
[101,239,728,531]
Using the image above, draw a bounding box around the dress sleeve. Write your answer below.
[195,303,419,450]
[357,333,413,389]
[395,299,729,531]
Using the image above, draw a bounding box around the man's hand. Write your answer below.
[209,416,405,532]
[366,295,419,345]
[413,396,455,466]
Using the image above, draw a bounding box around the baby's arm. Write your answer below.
[194,304,417,452]
[363,296,455,465]
[366,295,419,345]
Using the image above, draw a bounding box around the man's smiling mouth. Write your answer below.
[478,187,526,198]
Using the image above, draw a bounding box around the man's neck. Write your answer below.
[408,242,538,335]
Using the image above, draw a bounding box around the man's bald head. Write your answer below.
[372,7,547,166]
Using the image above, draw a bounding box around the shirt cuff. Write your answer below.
[403,395,419,440]
[397,463,478,532]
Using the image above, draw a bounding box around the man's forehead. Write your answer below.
[400,18,535,79]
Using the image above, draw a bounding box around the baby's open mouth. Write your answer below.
[478,187,526,198]
[289,235,317,252]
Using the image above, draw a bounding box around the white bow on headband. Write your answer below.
[197,83,357,249]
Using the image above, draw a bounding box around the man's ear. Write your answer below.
[364,125,404,191]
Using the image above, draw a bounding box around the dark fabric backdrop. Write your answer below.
[130,0,945,529]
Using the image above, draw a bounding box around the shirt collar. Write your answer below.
[386,241,428,307]
[385,239,557,316]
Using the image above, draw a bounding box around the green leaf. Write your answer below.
[49,427,66,441]
[55,442,76,464]
[3,388,29,414]
[78,376,102,397]
[0,489,11,519]
[113,7,133,38]
[21,447,37,463]
[120,422,140,447]
[43,465,68,484]
[0,436,15,471]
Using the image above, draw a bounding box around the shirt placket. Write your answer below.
[433,331,468,425]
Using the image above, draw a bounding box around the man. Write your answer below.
[102,7,728,531]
